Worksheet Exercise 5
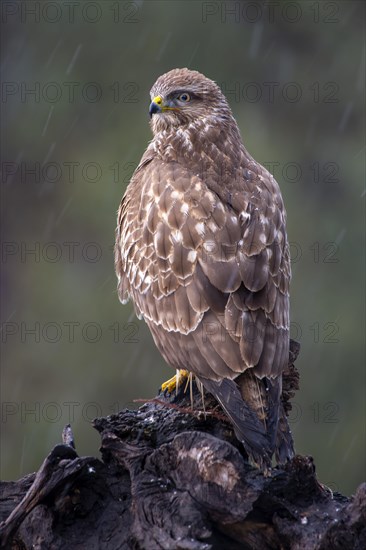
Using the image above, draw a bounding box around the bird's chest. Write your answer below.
[119,160,226,299]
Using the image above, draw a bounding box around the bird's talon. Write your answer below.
[161,375,177,394]
[161,369,190,394]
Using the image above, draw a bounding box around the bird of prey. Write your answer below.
[115,68,294,468]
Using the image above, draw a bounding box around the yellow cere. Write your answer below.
[152,96,163,105]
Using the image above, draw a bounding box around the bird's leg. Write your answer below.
[185,372,194,409]
[190,374,193,408]
[195,377,206,418]
[161,369,190,395]
[161,371,197,410]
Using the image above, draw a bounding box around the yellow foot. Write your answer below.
[161,369,190,395]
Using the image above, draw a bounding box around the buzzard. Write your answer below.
[115,68,294,468]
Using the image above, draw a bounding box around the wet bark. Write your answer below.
[1,341,365,550]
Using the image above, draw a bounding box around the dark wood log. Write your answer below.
[1,341,365,550]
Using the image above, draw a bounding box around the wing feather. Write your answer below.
[116,158,290,377]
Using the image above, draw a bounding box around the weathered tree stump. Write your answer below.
[1,342,365,549]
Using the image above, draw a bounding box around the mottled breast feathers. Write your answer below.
[115,149,290,381]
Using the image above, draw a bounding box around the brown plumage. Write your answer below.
[115,68,294,468]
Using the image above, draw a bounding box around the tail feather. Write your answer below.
[201,377,272,469]
[201,374,295,469]
[265,377,294,463]
[263,377,281,453]
[275,403,295,464]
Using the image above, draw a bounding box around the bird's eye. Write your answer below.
[178,93,191,102]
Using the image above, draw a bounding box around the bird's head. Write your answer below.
[149,68,232,134]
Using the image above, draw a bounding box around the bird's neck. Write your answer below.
[151,114,252,193]
[151,113,245,165]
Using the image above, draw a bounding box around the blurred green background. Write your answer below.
[1,0,365,496]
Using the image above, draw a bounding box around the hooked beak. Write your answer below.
[149,95,163,118]
[149,95,179,118]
